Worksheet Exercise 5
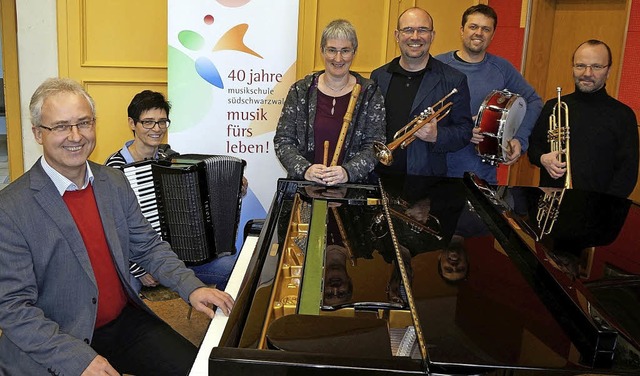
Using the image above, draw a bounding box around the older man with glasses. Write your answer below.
[528,39,638,198]
[0,78,234,375]
[371,7,473,177]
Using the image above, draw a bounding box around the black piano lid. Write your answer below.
[455,173,640,373]
[211,177,640,375]
[346,174,639,373]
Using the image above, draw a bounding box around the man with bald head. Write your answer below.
[528,39,638,198]
[371,7,473,177]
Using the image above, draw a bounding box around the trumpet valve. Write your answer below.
[400,137,415,150]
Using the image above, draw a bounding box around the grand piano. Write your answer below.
[190,174,640,375]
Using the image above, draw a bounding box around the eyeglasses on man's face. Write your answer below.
[38,119,95,134]
[398,27,433,36]
[137,119,171,129]
[323,47,354,59]
[573,63,608,72]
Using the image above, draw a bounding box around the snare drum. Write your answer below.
[475,89,527,165]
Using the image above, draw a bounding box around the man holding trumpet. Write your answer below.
[528,40,638,198]
[371,7,473,177]
[274,19,386,186]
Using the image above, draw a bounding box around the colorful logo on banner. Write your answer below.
[168,0,297,253]
[177,22,263,90]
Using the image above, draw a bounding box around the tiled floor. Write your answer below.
[0,160,8,191]
[0,135,11,190]
[0,159,9,191]
[141,286,211,346]
[0,291,210,355]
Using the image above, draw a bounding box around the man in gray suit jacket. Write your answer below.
[0,78,234,376]
[371,7,473,177]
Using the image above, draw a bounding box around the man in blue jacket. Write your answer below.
[371,7,473,177]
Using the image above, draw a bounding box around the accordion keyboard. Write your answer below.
[123,161,162,234]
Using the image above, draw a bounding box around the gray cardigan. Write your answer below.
[274,71,386,182]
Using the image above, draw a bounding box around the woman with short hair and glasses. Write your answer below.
[274,19,386,185]
[105,90,177,288]
[105,90,177,170]
[105,90,249,289]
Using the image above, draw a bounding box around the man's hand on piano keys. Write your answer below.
[188,287,235,318]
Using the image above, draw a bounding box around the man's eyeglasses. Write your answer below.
[38,119,95,134]
[398,27,433,36]
[573,64,608,72]
[137,119,171,129]
[324,47,354,59]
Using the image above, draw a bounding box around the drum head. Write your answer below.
[500,96,526,160]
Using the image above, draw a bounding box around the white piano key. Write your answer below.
[189,235,258,376]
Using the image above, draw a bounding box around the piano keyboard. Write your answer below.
[189,235,258,375]
[123,162,162,234]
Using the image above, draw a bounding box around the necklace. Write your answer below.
[323,75,350,115]
[323,74,350,92]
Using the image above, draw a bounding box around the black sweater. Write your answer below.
[529,86,638,198]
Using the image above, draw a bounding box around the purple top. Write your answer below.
[314,90,351,165]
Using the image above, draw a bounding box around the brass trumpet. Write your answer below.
[374,88,458,165]
[536,87,571,237]
[548,86,572,189]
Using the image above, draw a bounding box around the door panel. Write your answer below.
[58,0,168,164]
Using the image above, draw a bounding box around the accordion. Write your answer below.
[121,154,245,264]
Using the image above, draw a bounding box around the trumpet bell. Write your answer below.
[374,141,393,166]
[373,88,458,166]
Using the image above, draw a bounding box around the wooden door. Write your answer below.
[57,0,169,164]
[512,0,637,200]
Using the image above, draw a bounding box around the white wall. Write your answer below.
[16,0,58,170]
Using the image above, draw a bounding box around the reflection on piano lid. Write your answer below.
[465,173,640,370]
[297,183,380,205]
[265,314,393,359]
[201,178,640,375]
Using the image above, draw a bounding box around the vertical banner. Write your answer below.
[167,0,297,231]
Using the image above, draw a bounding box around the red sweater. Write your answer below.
[63,185,128,328]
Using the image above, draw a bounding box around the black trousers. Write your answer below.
[91,304,197,376]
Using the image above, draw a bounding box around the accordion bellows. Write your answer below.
[122,154,245,264]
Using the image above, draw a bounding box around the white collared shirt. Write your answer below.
[40,157,95,196]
